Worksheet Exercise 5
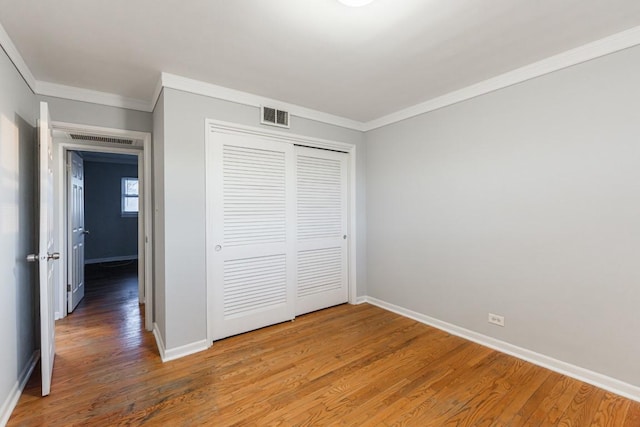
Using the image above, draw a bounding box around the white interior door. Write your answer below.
[67,151,85,312]
[30,101,57,396]
[208,132,295,341]
[295,146,348,315]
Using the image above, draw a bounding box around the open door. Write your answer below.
[67,151,85,312]
[27,101,57,396]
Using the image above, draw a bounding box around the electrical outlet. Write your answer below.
[488,313,505,327]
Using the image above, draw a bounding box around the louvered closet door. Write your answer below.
[295,146,348,316]
[209,132,295,341]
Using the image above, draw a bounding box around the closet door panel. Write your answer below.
[209,133,295,341]
[295,146,348,315]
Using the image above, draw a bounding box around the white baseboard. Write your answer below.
[163,340,209,362]
[152,323,166,361]
[365,296,640,403]
[0,350,39,427]
[355,296,367,305]
[153,323,208,363]
[85,255,138,265]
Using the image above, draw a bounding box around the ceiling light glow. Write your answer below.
[338,0,375,7]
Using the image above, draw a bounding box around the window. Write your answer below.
[121,177,139,216]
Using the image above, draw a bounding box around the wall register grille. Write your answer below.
[261,106,290,129]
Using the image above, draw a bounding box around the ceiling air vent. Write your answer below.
[261,106,290,129]
[70,134,134,145]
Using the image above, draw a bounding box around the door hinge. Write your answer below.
[67,284,71,292]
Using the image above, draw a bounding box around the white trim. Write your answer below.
[142,133,153,316]
[160,73,365,131]
[0,21,36,92]
[150,77,164,112]
[153,323,166,361]
[364,25,640,131]
[163,340,209,362]
[37,81,151,112]
[205,120,358,345]
[154,324,208,363]
[53,121,148,144]
[0,350,39,427]
[51,121,153,332]
[348,147,358,306]
[84,255,139,265]
[365,296,640,403]
[204,125,215,346]
[135,155,144,306]
[355,296,367,304]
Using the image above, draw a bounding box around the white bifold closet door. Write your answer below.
[209,133,296,341]
[295,146,348,316]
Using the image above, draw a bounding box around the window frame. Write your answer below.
[121,177,139,217]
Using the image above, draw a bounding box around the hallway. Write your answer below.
[8,262,159,426]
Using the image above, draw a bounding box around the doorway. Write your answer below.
[68,151,140,313]
[51,122,153,331]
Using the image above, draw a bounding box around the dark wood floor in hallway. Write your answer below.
[9,263,640,426]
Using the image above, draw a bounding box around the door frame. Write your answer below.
[51,121,154,332]
[204,119,358,345]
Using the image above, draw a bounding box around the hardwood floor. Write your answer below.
[9,265,640,426]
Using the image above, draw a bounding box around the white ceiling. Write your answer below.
[2,0,640,122]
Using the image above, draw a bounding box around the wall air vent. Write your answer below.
[261,106,290,129]
[70,134,134,145]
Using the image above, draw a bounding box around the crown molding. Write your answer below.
[0,21,36,92]
[158,72,366,131]
[364,25,640,131]
[150,73,164,111]
[36,81,152,112]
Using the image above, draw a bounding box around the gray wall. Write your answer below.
[0,47,37,421]
[365,45,640,387]
[155,87,366,350]
[84,160,138,262]
[38,95,152,133]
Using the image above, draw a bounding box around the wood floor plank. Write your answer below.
[8,262,639,426]
[353,342,487,426]
[506,371,565,425]
[520,374,576,426]
[541,378,584,425]
[557,384,607,427]
[590,393,631,427]
[403,354,520,425]
[439,357,528,426]
[474,362,540,426]
[621,401,640,427]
